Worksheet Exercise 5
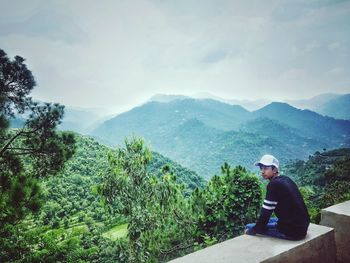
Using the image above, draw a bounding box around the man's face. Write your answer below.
[259,165,277,180]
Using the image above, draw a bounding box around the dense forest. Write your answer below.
[283,148,350,222]
[1,49,350,262]
[3,133,349,262]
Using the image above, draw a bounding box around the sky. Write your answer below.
[1,0,350,114]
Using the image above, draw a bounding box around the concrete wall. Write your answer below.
[168,224,336,263]
[320,200,350,263]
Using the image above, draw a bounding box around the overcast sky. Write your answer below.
[1,0,350,114]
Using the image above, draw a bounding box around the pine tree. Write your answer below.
[0,49,76,261]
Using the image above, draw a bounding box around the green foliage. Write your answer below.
[190,163,262,242]
[0,49,76,262]
[149,151,206,194]
[7,132,204,263]
[99,137,193,262]
[285,148,350,223]
[299,186,320,223]
[100,138,262,262]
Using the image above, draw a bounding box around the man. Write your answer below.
[245,154,310,240]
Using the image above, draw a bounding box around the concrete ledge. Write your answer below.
[168,224,335,263]
[320,200,350,263]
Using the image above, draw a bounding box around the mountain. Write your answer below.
[91,98,350,178]
[286,93,350,120]
[58,107,108,134]
[138,117,303,178]
[253,102,350,146]
[286,93,340,110]
[192,92,271,111]
[91,98,251,147]
[148,94,190,103]
[149,93,271,111]
[315,94,350,120]
[240,117,327,154]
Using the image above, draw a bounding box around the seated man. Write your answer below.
[245,154,310,240]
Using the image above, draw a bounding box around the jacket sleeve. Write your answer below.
[253,181,279,233]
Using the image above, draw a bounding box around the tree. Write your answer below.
[99,137,193,262]
[190,163,262,243]
[0,49,75,261]
[99,138,263,262]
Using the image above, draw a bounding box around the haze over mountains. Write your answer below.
[13,93,347,178]
[87,93,350,178]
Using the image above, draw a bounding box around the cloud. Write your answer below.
[0,0,349,113]
[0,2,86,44]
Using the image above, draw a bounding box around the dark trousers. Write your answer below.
[245,218,305,241]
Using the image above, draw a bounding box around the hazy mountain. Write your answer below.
[91,98,252,147]
[285,93,340,110]
[253,102,350,146]
[91,98,350,178]
[285,93,350,120]
[192,92,271,111]
[315,94,350,120]
[58,107,109,134]
[148,94,190,103]
[149,93,271,111]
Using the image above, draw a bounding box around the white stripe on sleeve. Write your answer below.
[262,204,276,210]
[264,199,278,205]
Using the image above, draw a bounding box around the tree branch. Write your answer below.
[0,129,24,156]
[0,126,42,157]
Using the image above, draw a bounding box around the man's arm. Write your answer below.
[247,182,278,235]
[252,200,276,233]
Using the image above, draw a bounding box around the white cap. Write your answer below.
[254,154,279,168]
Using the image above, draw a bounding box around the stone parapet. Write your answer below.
[320,200,350,263]
[168,223,335,263]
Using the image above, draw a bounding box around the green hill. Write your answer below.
[38,133,205,228]
[91,99,350,178]
[284,148,350,186]
[145,118,314,178]
[240,117,328,155]
[253,102,350,145]
[91,99,251,146]
[283,148,350,222]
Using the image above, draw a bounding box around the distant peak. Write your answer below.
[259,102,296,110]
[148,94,190,103]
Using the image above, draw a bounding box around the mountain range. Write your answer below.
[91,97,350,178]
[150,93,350,119]
[11,93,350,178]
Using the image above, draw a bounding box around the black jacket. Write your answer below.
[253,175,310,239]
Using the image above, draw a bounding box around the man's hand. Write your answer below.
[245,228,257,236]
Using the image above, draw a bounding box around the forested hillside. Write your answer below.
[91,98,350,178]
[253,102,350,144]
[1,133,207,262]
[39,133,206,229]
[284,148,350,222]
